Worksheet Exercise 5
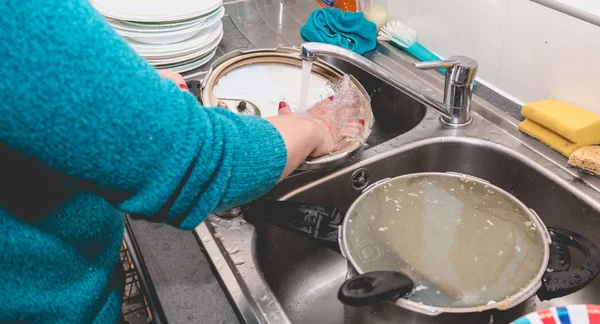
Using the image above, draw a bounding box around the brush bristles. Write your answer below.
[377,20,416,49]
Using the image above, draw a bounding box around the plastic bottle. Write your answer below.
[358,0,387,32]
[317,0,357,12]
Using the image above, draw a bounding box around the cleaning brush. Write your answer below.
[378,20,445,74]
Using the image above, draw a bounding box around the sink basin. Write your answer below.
[255,138,600,324]
[195,44,600,324]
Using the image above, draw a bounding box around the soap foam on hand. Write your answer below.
[312,75,365,152]
[211,62,366,154]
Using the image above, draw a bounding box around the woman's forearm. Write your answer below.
[266,115,323,179]
[0,0,289,229]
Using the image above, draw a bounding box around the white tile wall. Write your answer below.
[386,0,508,83]
[499,0,600,114]
[387,0,600,115]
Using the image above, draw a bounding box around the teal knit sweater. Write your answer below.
[0,0,287,322]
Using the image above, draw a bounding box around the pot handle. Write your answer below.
[546,232,571,272]
[537,227,600,301]
[186,80,203,103]
[242,201,344,251]
[338,271,414,307]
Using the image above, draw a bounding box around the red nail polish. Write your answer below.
[359,119,365,126]
[328,96,334,101]
[279,101,287,109]
[179,83,188,90]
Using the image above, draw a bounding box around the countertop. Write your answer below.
[126,0,525,323]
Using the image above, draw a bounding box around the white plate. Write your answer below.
[127,20,222,53]
[91,0,222,22]
[157,49,218,73]
[111,7,224,45]
[122,18,203,29]
[128,20,222,57]
[146,31,222,65]
[110,6,224,34]
[120,26,200,45]
[93,0,221,22]
[108,17,205,34]
[134,27,223,62]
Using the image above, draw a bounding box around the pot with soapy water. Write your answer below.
[242,172,600,323]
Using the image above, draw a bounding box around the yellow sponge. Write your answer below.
[522,99,600,144]
[518,119,583,156]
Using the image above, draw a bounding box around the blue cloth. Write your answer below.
[300,8,377,55]
[0,0,288,322]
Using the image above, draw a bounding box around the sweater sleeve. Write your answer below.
[0,0,287,229]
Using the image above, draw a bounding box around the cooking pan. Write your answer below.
[242,172,600,320]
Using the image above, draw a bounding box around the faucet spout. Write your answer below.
[299,43,478,127]
[301,44,318,62]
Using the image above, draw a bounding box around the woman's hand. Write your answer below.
[158,70,189,92]
[278,97,364,157]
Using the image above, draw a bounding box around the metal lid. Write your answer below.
[201,47,374,170]
[339,172,550,314]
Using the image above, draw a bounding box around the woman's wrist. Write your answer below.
[306,117,329,156]
[289,115,324,154]
[265,114,322,176]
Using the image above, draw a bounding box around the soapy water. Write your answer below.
[303,74,365,153]
[346,174,547,308]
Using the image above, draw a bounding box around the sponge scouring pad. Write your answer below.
[569,146,600,176]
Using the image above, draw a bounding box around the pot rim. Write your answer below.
[338,171,552,316]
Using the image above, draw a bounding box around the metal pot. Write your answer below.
[340,227,600,324]
[194,47,374,171]
[341,262,494,324]
[242,172,600,323]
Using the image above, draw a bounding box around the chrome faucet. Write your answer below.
[414,57,478,125]
[300,43,479,126]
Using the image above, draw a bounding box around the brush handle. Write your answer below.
[406,42,445,74]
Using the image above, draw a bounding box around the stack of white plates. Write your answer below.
[92,0,224,73]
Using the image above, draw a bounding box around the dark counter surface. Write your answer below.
[126,218,240,324]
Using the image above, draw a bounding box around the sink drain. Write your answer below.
[351,168,371,191]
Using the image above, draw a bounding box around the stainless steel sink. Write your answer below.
[195,44,600,324]
[255,138,600,324]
